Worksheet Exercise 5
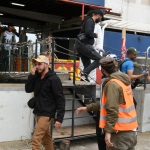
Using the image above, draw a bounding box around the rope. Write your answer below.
[54,53,66,70]
[55,43,74,54]
[104,45,121,52]
[55,49,79,58]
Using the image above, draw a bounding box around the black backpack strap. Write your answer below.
[119,59,130,70]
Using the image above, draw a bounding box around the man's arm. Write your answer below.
[104,82,120,148]
[127,70,148,80]
[85,19,97,38]
[25,66,37,93]
[75,101,100,114]
[86,101,100,112]
[124,60,148,80]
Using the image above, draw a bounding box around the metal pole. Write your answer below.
[35,39,38,58]
[71,39,76,137]
[51,39,55,71]
[28,44,33,72]
[27,45,30,72]
[144,46,150,90]
[73,40,76,85]
[57,0,112,11]
[121,28,126,60]
[82,4,85,20]
[71,85,75,138]
[8,48,11,72]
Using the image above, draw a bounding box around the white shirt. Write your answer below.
[3,30,14,50]
[93,23,103,51]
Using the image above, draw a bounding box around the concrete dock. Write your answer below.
[0,131,150,150]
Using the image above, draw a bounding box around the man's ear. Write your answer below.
[45,63,49,67]
[128,54,131,57]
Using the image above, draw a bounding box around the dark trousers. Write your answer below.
[96,111,106,150]
[75,40,101,75]
[106,131,137,150]
[1,49,9,71]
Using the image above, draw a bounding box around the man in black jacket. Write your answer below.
[25,55,65,150]
[75,9,103,82]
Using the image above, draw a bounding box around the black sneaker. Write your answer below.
[79,72,90,82]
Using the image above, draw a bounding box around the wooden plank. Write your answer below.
[53,124,96,139]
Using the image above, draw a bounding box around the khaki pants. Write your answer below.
[106,131,137,150]
[32,116,54,150]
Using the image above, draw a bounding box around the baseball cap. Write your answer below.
[100,57,115,66]
[106,54,120,62]
[87,9,104,19]
[127,47,140,55]
[93,9,103,16]
[32,55,49,64]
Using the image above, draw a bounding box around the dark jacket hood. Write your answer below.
[44,69,56,78]
[36,69,56,79]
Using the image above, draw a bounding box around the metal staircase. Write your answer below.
[0,37,98,142]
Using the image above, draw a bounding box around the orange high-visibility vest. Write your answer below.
[99,79,138,131]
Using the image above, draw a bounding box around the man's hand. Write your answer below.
[95,33,98,38]
[142,70,149,77]
[75,107,87,114]
[54,121,61,127]
[105,132,113,148]
[30,66,36,75]
[12,26,16,33]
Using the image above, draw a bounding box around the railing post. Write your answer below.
[144,46,150,90]
[71,39,76,137]
[8,48,11,72]
[51,38,55,71]
[73,39,76,85]
[35,39,38,58]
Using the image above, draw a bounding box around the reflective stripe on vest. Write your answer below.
[100,115,137,123]
[101,104,135,113]
[99,79,138,131]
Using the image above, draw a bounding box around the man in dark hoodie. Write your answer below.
[75,9,103,82]
[25,55,65,150]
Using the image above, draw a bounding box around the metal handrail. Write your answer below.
[0,37,78,74]
[144,46,150,90]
